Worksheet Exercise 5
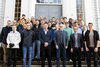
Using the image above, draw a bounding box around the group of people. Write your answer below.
[0,14,100,67]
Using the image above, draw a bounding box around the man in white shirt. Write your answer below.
[7,25,21,67]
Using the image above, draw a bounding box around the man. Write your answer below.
[32,19,42,62]
[70,26,83,67]
[1,20,12,65]
[54,24,68,67]
[21,22,35,67]
[18,14,26,25]
[64,22,74,61]
[74,22,82,34]
[68,18,73,28]
[7,25,21,67]
[63,17,67,24]
[85,23,99,67]
[0,33,3,63]
[40,23,52,67]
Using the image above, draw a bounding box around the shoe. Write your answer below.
[0,61,3,64]
[37,59,41,64]
[1,63,7,66]
[7,66,10,67]
[13,65,16,67]
[69,59,72,62]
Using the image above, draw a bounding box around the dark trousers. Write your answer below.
[66,41,71,60]
[73,48,81,67]
[0,47,3,61]
[41,45,52,67]
[86,47,98,67]
[7,48,17,67]
[56,44,66,67]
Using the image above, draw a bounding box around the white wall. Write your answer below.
[21,0,29,18]
[29,0,36,18]
[96,0,100,37]
[4,0,15,26]
[21,0,36,18]
[62,0,77,19]
[84,0,97,30]
[0,0,5,31]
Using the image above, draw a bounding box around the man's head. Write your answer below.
[7,20,11,27]
[43,23,48,30]
[88,22,93,30]
[69,18,73,22]
[52,17,55,22]
[26,23,31,30]
[12,20,17,26]
[66,22,69,28]
[12,25,17,32]
[22,14,26,19]
[55,24,60,30]
[59,24,65,30]
[60,18,64,23]
[73,26,78,33]
[35,19,39,26]
[63,17,67,22]
[74,22,79,27]
[40,16,43,20]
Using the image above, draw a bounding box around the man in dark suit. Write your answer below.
[40,23,52,67]
[1,20,12,65]
[85,23,99,67]
[70,26,83,67]
[54,24,68,67]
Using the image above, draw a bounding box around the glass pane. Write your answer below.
[36,0,61,3]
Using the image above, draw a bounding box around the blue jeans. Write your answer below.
[32,40,41,59]
[23,47,33,67]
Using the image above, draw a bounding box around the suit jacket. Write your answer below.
[1,26,12,44]
[40,29,52,45]
[70,33,83,48]
[85,30,99,48]
[54,30,68,47]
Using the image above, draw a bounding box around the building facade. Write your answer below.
[0,0,100,36]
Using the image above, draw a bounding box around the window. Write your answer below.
[36,0,61,3]
[14,0,21,21]
[76,0,84,19]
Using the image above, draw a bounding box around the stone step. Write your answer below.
[0,65,100,67]
[0,61,99,65]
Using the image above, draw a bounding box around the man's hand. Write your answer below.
[44,42,48,47]
[94,47,98,52]
[65,46,68,49]
[81,48,83,51]
[56,45,59,49]
[71,48,73,53]
[86,47,89,51]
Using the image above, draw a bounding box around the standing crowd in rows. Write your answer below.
[0,14,99,67]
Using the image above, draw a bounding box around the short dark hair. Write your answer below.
[63,17,67,19]
[74,22,78,24]
[22,14,26,16]
[35,19,39,21]
[88,22,93,25]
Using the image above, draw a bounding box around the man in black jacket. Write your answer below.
[32,19,42,62]
[85,23,99,67]
[40,23,52,67]
[21,22,35,67]
[70,26,83,67]
[0,33,3,63]
[1,20,12,65]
